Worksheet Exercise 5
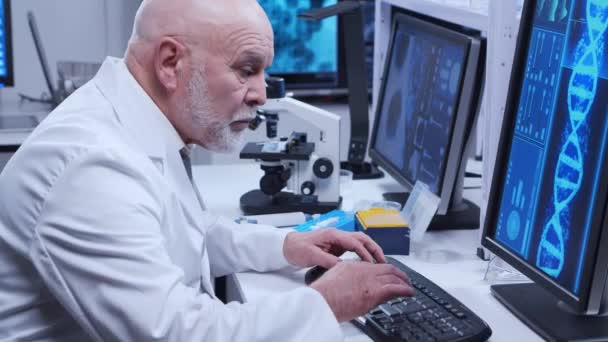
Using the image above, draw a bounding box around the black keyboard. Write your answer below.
[352,257,492,342]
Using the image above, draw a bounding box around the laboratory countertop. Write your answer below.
[0,99,52,147]
[193,163,541,342]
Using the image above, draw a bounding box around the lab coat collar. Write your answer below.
[93,57,206,224]
[93,57,186,161]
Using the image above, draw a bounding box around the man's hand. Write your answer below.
[283,229,387,269]
[310,261,415,322]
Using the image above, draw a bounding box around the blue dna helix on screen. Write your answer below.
[536,0,608,278]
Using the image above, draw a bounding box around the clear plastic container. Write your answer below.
[483,256,529,284]
[353,199,402,212]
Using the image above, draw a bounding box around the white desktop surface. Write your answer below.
[193,163,541,341]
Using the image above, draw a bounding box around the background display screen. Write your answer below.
[259,0,338,75]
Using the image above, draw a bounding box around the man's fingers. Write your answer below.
[379,284,416,303]
[328,230,374,263]
[376,264,411,285]
[355,233,387,263]
[344,236,374,263]
[313,251,341,269]
[376,274,408,287]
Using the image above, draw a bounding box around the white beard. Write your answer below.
[186,69,253,153]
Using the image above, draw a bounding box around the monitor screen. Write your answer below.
[260,0,338,87]
[489,0,608,297]
[370,15,468,195]
[0,0,13,87]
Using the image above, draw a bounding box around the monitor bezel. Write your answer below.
[481,0,608,314]
[0,0,14,87]
[368,11,474,214]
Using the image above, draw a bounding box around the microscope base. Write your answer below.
[240,190,342,215]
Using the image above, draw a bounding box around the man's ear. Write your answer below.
[155,37,187,92]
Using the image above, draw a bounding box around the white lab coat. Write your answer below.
[0,57,343,341]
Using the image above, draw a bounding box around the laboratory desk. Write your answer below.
[0,100,52,169]
[193,163,541,341]
[0,100,52,149]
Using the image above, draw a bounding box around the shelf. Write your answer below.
[381,0,489,32]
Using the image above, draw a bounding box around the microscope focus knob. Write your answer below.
[301,181,316,196]
[260,165,291,196]
[313,158,334,179]
[260,173,286,196]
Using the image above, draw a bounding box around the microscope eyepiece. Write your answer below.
[248,112,266,131]
[265,77,286,99]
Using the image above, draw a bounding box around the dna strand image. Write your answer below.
[536,0,608,278]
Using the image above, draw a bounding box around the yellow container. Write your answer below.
[356,208,410,255]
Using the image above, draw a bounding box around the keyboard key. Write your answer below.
[408,313,425,323]
[389,298,404,305]
[396,302,425,314]
[379,304,401,317]
[369,307,382,315]
[399,329,413,340]
[434,310,451,319]
[454,311,467,319]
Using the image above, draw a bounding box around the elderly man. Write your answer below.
[0,0,413,341]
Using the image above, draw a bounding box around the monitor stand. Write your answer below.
[341,161,384,180]
[382,192,479,230]
[300,3,383,182]
[491,283,608,341]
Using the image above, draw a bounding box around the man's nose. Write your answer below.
[245,73,268,107]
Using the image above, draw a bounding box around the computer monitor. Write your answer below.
[481,0,608,340]
[0,0,14,87]
[368,12,485,230]
[260,0,339,90]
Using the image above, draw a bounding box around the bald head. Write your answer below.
[124,0,274,150]
[127,0,272,60]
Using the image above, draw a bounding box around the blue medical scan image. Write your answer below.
[536,0,571,23]
[374,23,465,194]
[259,0,337,75]
[495,0,608,295]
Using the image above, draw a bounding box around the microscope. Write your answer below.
[239,78,342,215]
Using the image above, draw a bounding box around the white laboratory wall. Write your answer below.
[0,0,140,103]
